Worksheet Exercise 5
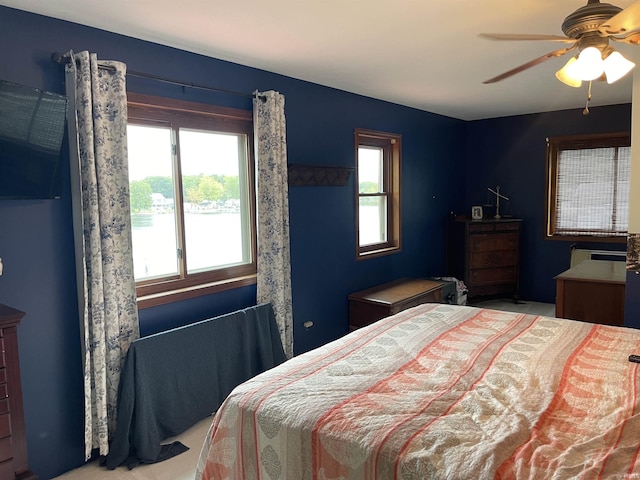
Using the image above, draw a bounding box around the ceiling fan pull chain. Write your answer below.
[583,81,592,116]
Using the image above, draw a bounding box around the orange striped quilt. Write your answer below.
[196,304,640,480]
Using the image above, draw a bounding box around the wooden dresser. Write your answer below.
[446,217,522,300]
[0,305,36,480]
[554,260,626,326]
[348,278,444,330]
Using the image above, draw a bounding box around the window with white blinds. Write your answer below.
[546,133,630,240]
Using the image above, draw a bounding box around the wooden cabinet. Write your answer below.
[348,278,445,330]
[0,305,36,480]
[554,260,625,326]
[446,217,522,300]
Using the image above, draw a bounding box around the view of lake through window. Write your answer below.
[358,145,387,246]
[127,124,250,281]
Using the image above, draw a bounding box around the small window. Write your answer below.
[545,132,630,241]
[127,93,256,308]
[355,128,401,258]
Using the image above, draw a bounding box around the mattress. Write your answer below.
[196,303,640,479]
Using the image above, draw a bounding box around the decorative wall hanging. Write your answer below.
[288,164,353,186]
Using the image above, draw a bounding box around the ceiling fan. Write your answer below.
[481,0,640,88]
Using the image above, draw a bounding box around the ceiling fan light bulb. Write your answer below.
[566,47,604,81]
[556,57,583,87]
[603,51,635,84]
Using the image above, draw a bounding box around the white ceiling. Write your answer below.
[2,0,640,120]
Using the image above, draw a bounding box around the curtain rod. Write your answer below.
[51,51,261,100]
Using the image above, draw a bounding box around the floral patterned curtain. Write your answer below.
[65,51,140,460]
[253,91,294,358]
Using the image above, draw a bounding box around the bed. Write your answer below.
[195,303,640,479]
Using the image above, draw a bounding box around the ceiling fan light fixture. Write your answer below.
[603,50,635,84]
[565,46,605,81]
[556,57,583,87]
[480,0,640,93]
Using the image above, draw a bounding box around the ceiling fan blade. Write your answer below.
[480,33,576,43]
[483,45,577,84]
[598,0,640,35]
[609,30,640,44]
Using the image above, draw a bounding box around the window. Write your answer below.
[545,132,630,241]
[127,93,256,308]
[355,128,401,258]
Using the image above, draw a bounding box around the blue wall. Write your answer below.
[464,106,631,302]
[0,6,635,478]
[0,7,464,478]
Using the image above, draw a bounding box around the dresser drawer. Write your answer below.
[0,399,9,415]
[0,458,13,478]
[469,232,519,252]
[470,249,519,269]
[468,221,520,233]
[470,266,518,285]
[495,222,521,232]
[0,337,5,371]
[0,413,10,439]
[468,222,496,232]
[0,436,11,463]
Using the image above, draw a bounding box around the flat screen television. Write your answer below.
[0,79,67,199]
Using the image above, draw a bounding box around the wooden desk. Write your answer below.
[348,278,444,330]
[554,260,626,326]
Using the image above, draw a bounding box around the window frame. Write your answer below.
[354,128,402,259]
[127,93,257,309]
[545,131,630,243]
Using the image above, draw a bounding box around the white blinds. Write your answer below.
[555,145,630,236]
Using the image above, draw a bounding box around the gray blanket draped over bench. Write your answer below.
[104,303,286,470]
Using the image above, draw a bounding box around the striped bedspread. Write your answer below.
[196,303,640,479]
